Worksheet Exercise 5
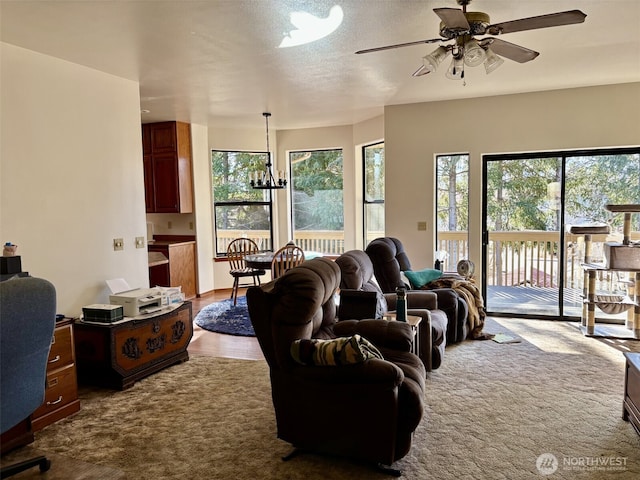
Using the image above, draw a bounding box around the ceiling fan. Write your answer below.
[355,0,587,80]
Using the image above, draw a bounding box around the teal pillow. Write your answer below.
[290,335,383,366]
[403,268,443,289]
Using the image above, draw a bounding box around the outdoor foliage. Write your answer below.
[364,143,385,234]
[486,153,640,232]
[291,149,344,231]
[437,155,469,231]
[211,151,272,231]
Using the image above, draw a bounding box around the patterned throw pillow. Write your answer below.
[290,334,383,366]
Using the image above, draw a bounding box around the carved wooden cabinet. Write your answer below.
[142,121,193,213]
[74,302,193,390]
[31,318,81,431]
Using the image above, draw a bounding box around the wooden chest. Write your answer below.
[74,302,192,389]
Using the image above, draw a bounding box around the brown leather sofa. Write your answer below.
[246,257,425,475]
[335,249,447,371]
[365,237,469,344]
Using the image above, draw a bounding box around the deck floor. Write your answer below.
[486,285,632,321]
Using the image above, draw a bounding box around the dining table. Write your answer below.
[244,253,275,270]
[244,251,323,270]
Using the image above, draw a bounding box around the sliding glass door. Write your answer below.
[483,148,640,320]
[483,156,562,317]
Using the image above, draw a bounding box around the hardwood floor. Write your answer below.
[188,288,264,361]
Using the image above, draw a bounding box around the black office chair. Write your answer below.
[1,277,57,478]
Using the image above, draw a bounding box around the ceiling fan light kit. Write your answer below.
[422,46,451,75]
[356,0,587,82]
[446,56,465,80]
[463,38,487,67]
[483,47,504,74]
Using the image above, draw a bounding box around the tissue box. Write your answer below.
[83,304,124,323]
[604,242,640,270]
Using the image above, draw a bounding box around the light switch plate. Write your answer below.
[135,237,145,249]
[417,221,427,231]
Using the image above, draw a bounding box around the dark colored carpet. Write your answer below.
[194,296,254,336]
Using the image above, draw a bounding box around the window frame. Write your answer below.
[288,148,345,255]
[363,141,385,248]
[211,149,276,257]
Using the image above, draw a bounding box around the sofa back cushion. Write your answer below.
[268,257,340,368]
[365,237,412,293]
[335,250,388,318]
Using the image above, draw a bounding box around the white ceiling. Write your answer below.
[2,0,639,130]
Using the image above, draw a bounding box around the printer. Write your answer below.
[109,288,164,317]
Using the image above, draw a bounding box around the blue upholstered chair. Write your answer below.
[1,277,57,477]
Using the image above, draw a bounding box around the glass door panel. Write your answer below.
[483,157,562,317]
[563,153,640,321]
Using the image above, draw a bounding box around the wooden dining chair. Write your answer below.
[271,244,305,279]
[227,238,266,305]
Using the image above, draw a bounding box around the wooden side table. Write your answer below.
[32,318,81,431]
[623,352,640,436]
[383,313,422,357]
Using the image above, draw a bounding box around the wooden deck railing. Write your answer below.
[217,229,639,290]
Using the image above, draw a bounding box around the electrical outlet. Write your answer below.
[417,221,427,231]
[135,237,145,249]
[113,238,124,251]
[189,221,194,230]
[168,221,173,229]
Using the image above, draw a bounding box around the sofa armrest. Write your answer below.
[294,358,404,390]
[334,319,412,352]
[384,290,439,311]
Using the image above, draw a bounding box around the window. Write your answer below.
[436,154,469,270]
[363,142,384,247]
[289,149,344,255]
[211,150,274,256]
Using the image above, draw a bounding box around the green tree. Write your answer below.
[291,150,343,230]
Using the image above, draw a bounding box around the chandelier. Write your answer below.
[250,112,287,190]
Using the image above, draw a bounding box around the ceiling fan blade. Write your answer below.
[487,10,587,35]
[433,7,470,31]
[482,38,539,63]
[355,38,442,54]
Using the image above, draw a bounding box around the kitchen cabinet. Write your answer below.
[148,240,197,299]
[142,121,193,213]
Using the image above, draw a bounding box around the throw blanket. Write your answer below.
[427,276,491,340]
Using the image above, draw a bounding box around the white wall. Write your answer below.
[1,43,148,315]
[278,124,356,247]
[3,41,636,301]
[203,121,383,289]
[384,83,640,281]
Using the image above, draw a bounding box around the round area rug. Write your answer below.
[194,296,255,336]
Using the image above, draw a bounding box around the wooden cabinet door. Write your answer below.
[149,122,178,153]
[143,153,155,212]
[152,153,180,212]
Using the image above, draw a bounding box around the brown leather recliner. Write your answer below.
[246,257,425,475]
[365,237,469,344]
[335,249,447,371]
